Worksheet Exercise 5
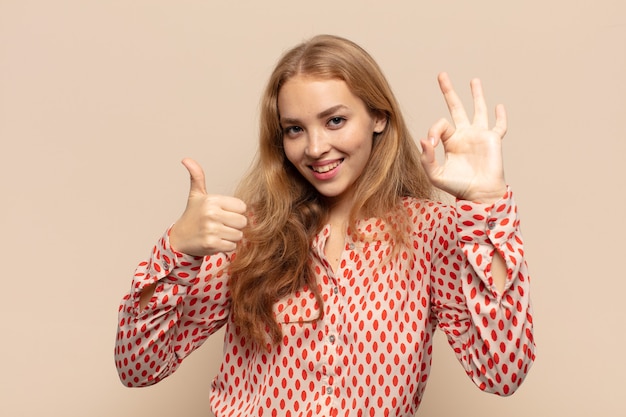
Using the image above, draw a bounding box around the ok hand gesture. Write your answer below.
[420,73,508,204]
[169,158,248,256]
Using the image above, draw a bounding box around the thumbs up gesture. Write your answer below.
[169,158,248,257]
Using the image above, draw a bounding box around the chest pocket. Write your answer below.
[273,288,321,324]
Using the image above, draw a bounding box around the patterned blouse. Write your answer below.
[115,188,535,417]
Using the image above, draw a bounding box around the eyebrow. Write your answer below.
[280,104,348,126]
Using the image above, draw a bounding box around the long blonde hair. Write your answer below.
[229,34,433,347]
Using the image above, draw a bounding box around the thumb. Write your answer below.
[419,137,439,179]
[181,158,207,195]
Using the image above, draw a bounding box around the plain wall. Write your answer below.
[1,1,624,416]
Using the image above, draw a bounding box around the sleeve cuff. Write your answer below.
[131,226,204,294]
[455,187,519,247]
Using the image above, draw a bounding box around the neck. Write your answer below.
[326,192,355,228]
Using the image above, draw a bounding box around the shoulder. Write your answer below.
[399,196,456,233]
[353,197,455,242]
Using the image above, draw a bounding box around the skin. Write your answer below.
[139,72,508,309]
[420,73,508,293]
[278,77,387,208]
[278,76,387,270]
[420,73,507,204]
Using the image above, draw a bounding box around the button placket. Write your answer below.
[321,269,342,403]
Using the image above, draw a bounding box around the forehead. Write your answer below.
[277,76,365,117]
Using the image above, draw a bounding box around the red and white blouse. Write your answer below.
[115,188,535,417]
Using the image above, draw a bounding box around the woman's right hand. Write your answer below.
[169,158,248,257]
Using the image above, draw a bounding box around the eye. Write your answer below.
[283,125,303,138]
[327,117,346,129]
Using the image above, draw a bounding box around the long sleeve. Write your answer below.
[114,228,233,387]
[430,187,535,395]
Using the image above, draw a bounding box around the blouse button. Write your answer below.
[326,387,333,395]
[329,335,336,343]
[333,287,339,294]
[348,243,355,250]
[487,221,496,230]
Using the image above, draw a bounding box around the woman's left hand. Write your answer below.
[420,72,507,204]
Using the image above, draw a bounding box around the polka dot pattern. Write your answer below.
[115,188,535,416]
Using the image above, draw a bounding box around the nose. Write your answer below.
[305,129,330,159]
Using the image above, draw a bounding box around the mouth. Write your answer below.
[310,159,343,173]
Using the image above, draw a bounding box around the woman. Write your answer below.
[115,34,535,416]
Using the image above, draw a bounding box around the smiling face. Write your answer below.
[279,76,387,208]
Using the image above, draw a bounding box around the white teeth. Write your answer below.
[312,161,341,173]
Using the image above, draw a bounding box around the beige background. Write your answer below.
[1,0,624,416]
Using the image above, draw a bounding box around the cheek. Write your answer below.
[352,132,374,157]
[282,140,299,166]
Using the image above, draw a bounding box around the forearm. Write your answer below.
[436,188,535,394]
[461,261,535,395]
[138,282,157,310]
[456,187,523,298]
[115,282,186,387]
[491,250,507,295]
[114,228,231,387]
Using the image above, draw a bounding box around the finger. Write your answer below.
[418,137,439,181]
[220,225,246,243]
[204,195,248,229]
[181,158,208,195]
[493,103,508,139]
[218,240,238,253]
[208,223,246,251]
[202,234,239,254]
[428,118,455,143]
[470,78,489,128]
[216,209,248,231]
[438,72,469,126]
[216,195,248,215]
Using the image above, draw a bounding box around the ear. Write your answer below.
[373,111,388,134]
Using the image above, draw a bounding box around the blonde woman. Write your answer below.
[115,34,535,416]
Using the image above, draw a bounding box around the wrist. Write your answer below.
[462,185,508,205]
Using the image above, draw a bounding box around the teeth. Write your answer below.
[312,161,341,173]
